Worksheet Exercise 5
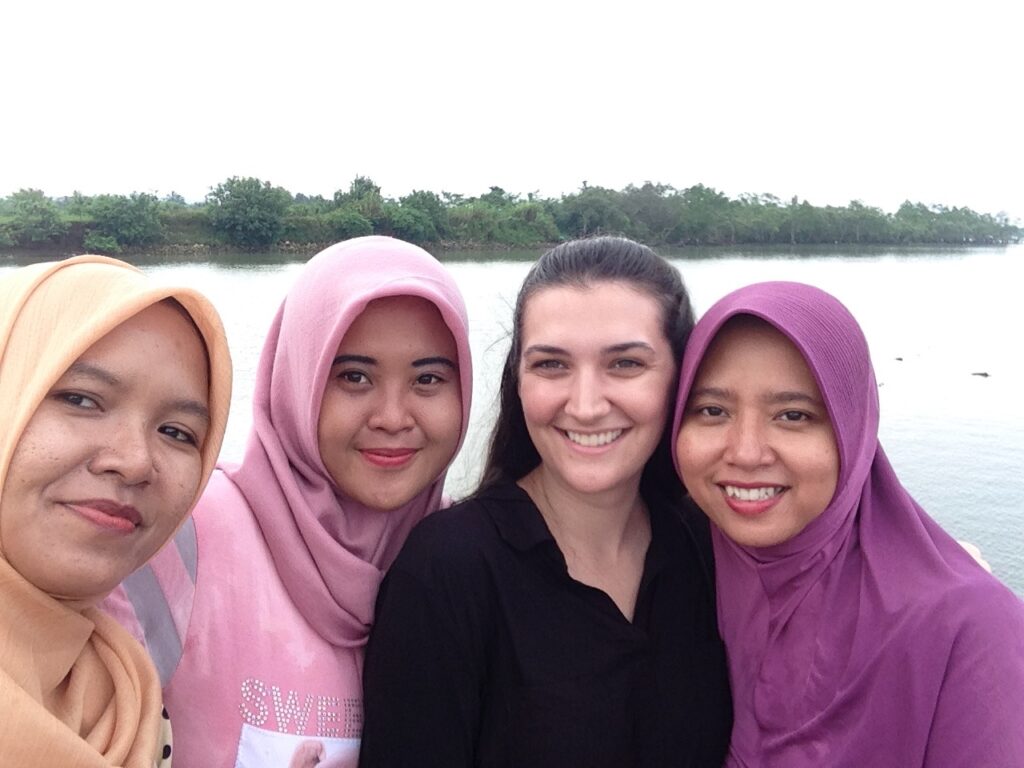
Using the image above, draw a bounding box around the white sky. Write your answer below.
[3,0,1021,220]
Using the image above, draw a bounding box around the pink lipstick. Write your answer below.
[67,499,142,533]
[360,448,416,469]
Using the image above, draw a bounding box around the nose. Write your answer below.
[367,386,416,433]
[87,420,156,485]
[564,369,611,423]
[724,415,773,468]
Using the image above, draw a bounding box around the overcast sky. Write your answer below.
[3,0,1021,220]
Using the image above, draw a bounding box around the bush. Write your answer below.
[83,230,122,254]
[326,207,373,240]
[207,177,291,248]
[384,204,438,244]
[88,193,164,246]
[280,214,331,244]
[4,189,67,245]
[495,203,559,245]
[447,203,501,243]
[160,207,218,245]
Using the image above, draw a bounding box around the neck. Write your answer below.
[518,466,647,557]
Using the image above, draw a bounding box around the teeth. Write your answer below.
[566,429,623,447]
[724,485,783,501]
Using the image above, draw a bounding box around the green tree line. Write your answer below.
[0,177,1018,254]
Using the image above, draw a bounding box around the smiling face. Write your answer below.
[517,281,678,501]
[675,317,840,548]
[317,295,462,511]
[0,301,211,601]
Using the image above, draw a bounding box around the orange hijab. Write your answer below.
[0,256,231,767]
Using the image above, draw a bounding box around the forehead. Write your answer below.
[697,317,818,390]
[339,295,455,352]
[522,282,666,344]
[68,302,210,402]
[82,302,206,363]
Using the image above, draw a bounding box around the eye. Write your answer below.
[696,405,726,418]
[334,369,371,388]
[342,371,367,384]
[159,424,199,446]
[609,357,646,377]
[54,391,101,410]
[778,410,811,422]
[531,359,567,371]
[414,372,446,386]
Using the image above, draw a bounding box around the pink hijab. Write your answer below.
[672,281,1024,766]
[225,236,472,648]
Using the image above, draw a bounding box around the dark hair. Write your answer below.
[477,236,695,500]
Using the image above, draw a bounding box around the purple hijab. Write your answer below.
[671,281,1024,767]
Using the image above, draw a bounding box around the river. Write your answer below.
[3,244,1022,594]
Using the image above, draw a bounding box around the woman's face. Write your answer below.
[517,281,677,499]
[675,319,839,548]
[0,302,210,600]
[318,296,462,511]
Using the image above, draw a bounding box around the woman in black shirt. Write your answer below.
[360,237,732,767]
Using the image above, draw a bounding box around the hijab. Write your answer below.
[671,281,1024,766]
[0,255,231,767]
[226,235,473,647]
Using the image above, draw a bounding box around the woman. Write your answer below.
[673,281,1024,767]
[107,236,472,767]
[0,255,231,766]
[360,237,732,767]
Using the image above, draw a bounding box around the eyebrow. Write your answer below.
[333,354,375,366]
[173,400,212,422]
[332,354,457,369]
[690,386,823,407]
[65,362,210,422]
[523,341,655,356]
[413,356,457,369]
[66,361,121,387]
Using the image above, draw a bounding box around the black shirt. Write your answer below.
[360,481,732,768]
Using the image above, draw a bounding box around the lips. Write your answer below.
[66,499,142,533]
[718,483,787,517]
[564,429,624,447]
[360,448,417,468]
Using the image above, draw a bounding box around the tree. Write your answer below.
[207,177,291,248]
[3,189,67,245]
[384,204,438,243]
[326,207,373,240]
[400,190,449,238]
[554,186,629,237]
[334,176,386,229]
[88,193,164,247]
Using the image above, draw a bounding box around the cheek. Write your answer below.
[160,452,206,521]
[674,429,704,480]
[518,380,557,426]
[421,393,463,454]
[317,391,361,449]
[817,443,841,499]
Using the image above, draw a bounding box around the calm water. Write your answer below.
[3,245,1022,594]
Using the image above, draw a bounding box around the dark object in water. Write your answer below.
[895,357,903,361]
[971,372,990,378]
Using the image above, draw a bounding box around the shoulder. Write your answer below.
[650,493,717,575]
[938,575,1024,647]
[191,468,250,520]
[898,571,1024,669]
[389,482,534,586]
